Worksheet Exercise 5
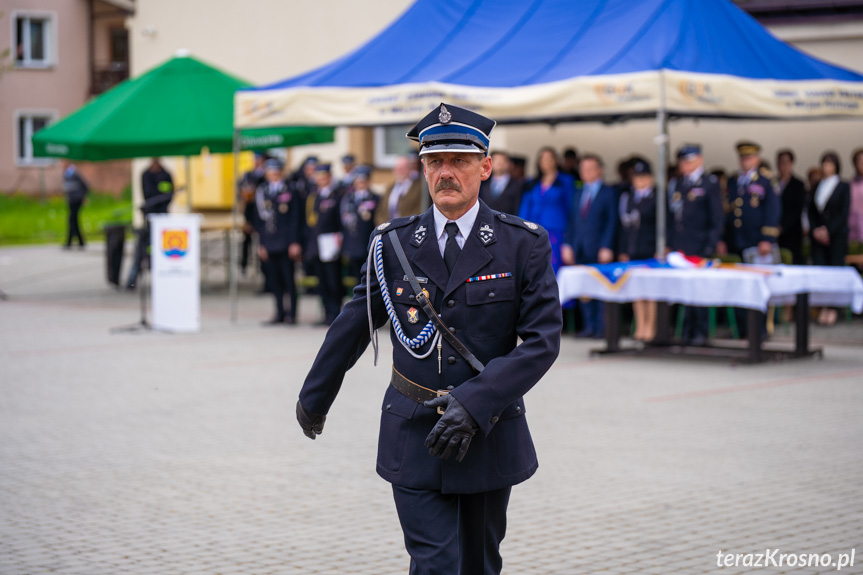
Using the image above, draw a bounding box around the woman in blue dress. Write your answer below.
[518,147,575,271]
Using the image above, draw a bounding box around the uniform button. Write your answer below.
[447,299,455,308]
[734,219,742,228]
[491,416,499,423]
[500,214,507,219]
[409,295,415,301]
[386,404,392,410]
[448,326,456,334]
[734,208,742,217]
[488,292,495,299]
[447,356,456,365]
[516,406,522,413]
[735,198,744,207]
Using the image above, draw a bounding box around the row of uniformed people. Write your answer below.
[242,156,379,325]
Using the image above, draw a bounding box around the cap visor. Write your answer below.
[419,143,485,155]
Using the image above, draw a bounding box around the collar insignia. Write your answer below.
[412,225,427,245]
[478,223,494,245]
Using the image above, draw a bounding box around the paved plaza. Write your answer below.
[1,243,862,574]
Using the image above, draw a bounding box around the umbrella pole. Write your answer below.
[230,129,240,323]
[185,156,193,209]
[655,72,669,259]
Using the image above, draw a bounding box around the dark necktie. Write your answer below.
[444,222,461,274]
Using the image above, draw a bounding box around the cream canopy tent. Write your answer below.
[232,0,863,318]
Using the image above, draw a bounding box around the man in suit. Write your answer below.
[375,155,424,226]
[667,144,724,345]
[478,150,523,215]
[561,153,617,338]
[776,149,807,265]
[296,103,562,575]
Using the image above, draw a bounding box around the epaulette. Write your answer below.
[494,211,543,235]
[759,167,775,180]
[372,214,417,235]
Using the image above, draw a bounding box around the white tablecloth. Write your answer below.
[557,265,863,313]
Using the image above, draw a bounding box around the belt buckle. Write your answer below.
[435,389,449,415]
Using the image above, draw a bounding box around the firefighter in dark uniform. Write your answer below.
[720,141,781,259]
[667,144,724,345]
[720,141,781,338]
[240,153,267,277]
[339,165,379,282]
[253,159,303,324]
[296,103,562,575]
[305,164,344,326]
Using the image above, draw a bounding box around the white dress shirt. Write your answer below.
[433,200,480,257]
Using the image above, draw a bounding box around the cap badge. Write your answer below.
[439,104,452,124]
[407,307,419,324]
[478,224,494,245]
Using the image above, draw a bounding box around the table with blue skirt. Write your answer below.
[557,263,863,363]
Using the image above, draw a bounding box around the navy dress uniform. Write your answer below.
[725,142,781,257]
[667,144,724,345]
[339,165,379,281]
[297,104,562,575]
[619,161,657,261]
[253,159,303,324]
[305,164,345,325]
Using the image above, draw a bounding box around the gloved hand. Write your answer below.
[296,400,326,440]
[423,394,478,462]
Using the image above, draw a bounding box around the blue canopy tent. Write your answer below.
[234,0,863,259]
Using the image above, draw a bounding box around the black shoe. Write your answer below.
[284,316,296,325]
[574,329,594,339]
[125,283,136,291]
[263,315,286,325]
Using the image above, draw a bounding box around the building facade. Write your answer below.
[0,0,132,196]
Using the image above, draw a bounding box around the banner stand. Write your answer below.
[149,213,202,333]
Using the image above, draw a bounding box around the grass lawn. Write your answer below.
[0,191,133,246]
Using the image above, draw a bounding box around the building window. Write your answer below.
[374,124,416,168]
[15,111,56,166]
[13,12,56,68]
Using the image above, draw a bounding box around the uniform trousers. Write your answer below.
[315,258,342,323]
[66,200,85,247]
[392,485,511,575]
[265,251,297,321]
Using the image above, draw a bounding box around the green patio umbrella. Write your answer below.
[31,54,334,160]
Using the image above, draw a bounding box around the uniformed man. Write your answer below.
[339,165,379,281]
[126,158,174,289]
[719,141,781,260]
[667,144,724,345]
[253,159,303,324]
[296,103,562,574]
[305,164,344,326]
[240,153,267,277]
[340,153,358,188]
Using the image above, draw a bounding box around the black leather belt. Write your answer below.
[391,366,448,414]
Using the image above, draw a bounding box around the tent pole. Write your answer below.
[229,129,240,323]
[655,71,669,258]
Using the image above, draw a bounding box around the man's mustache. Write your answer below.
[435,179,462,193]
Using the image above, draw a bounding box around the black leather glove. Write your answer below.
[296,400,326,440]
[423,394,478,462]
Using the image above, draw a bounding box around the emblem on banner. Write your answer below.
[162,229,188,259]
[407,307,419,324]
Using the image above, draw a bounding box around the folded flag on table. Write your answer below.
[583,252,719,289]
